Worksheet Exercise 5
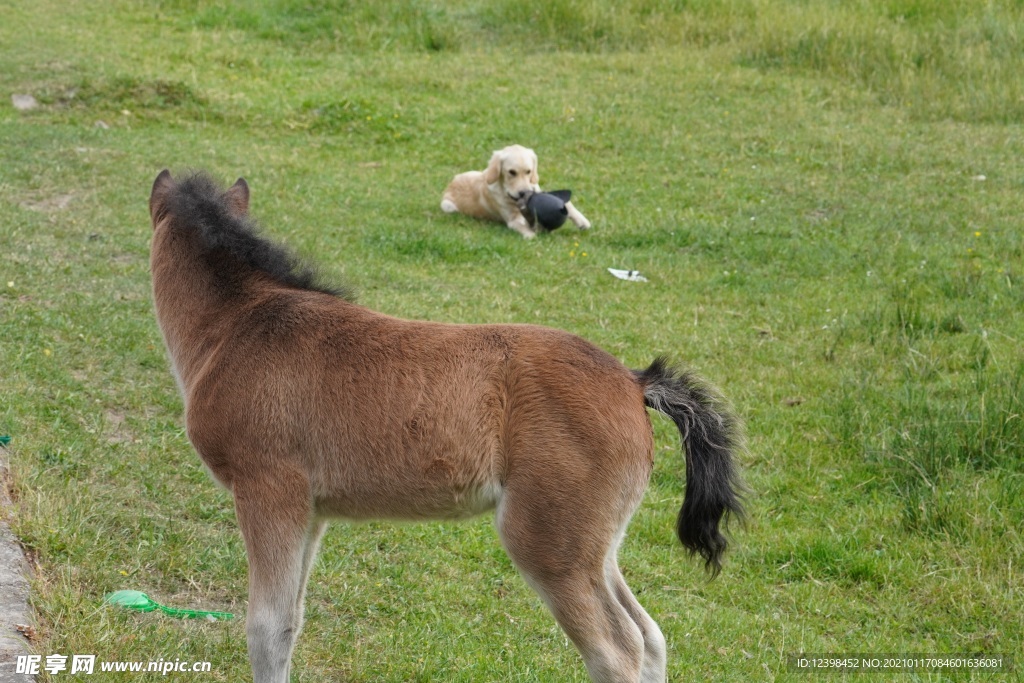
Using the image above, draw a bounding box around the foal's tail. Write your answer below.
[633,357,746,576]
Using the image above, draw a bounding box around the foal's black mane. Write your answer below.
[167,172,350,299]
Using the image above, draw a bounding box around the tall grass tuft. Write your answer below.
[885,365,1024,482]
[833,361,1024,542]
[185,0,468,52]
[175,0,1024,120]
[739,0,1024,121]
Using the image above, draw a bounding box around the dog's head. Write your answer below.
[483,145,539,201]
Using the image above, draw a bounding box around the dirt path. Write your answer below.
[0,449,33,682]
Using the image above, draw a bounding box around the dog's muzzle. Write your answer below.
[511,189,534,208]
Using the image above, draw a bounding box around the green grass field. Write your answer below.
[2,0,1022,680]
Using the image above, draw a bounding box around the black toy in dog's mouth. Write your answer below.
[523,190,572,230]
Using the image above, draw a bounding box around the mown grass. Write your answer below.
[1,0,1022,680]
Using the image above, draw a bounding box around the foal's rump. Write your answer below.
[317,319,654,522]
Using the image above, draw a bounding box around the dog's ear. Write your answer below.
[529,149,540,186]
[483,150,503,185]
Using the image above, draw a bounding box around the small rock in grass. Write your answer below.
[11,94,38,111]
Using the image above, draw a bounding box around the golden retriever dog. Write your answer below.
[441,144,591,239]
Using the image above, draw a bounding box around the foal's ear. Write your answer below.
[150,169,174,226]
[222,177,250,217]
[483,151,503,185]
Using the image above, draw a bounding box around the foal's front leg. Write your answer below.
[234,476,313,683]
[293,520,327,635]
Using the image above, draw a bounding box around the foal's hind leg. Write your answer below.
[497,488,649,682]
[233,474,313,683]
[607,563,666,683]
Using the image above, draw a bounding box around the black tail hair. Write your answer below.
[633,357,746,576]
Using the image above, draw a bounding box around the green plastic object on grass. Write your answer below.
[104,590,233,621]
[0,436,11,446]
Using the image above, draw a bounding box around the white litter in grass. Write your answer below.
[607,268,648,282]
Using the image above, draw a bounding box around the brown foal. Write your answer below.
[149,170,744,683]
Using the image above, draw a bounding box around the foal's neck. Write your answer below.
[151,227,252,394]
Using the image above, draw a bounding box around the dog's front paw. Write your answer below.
[515,225,537,239]
[508,217,536,239]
